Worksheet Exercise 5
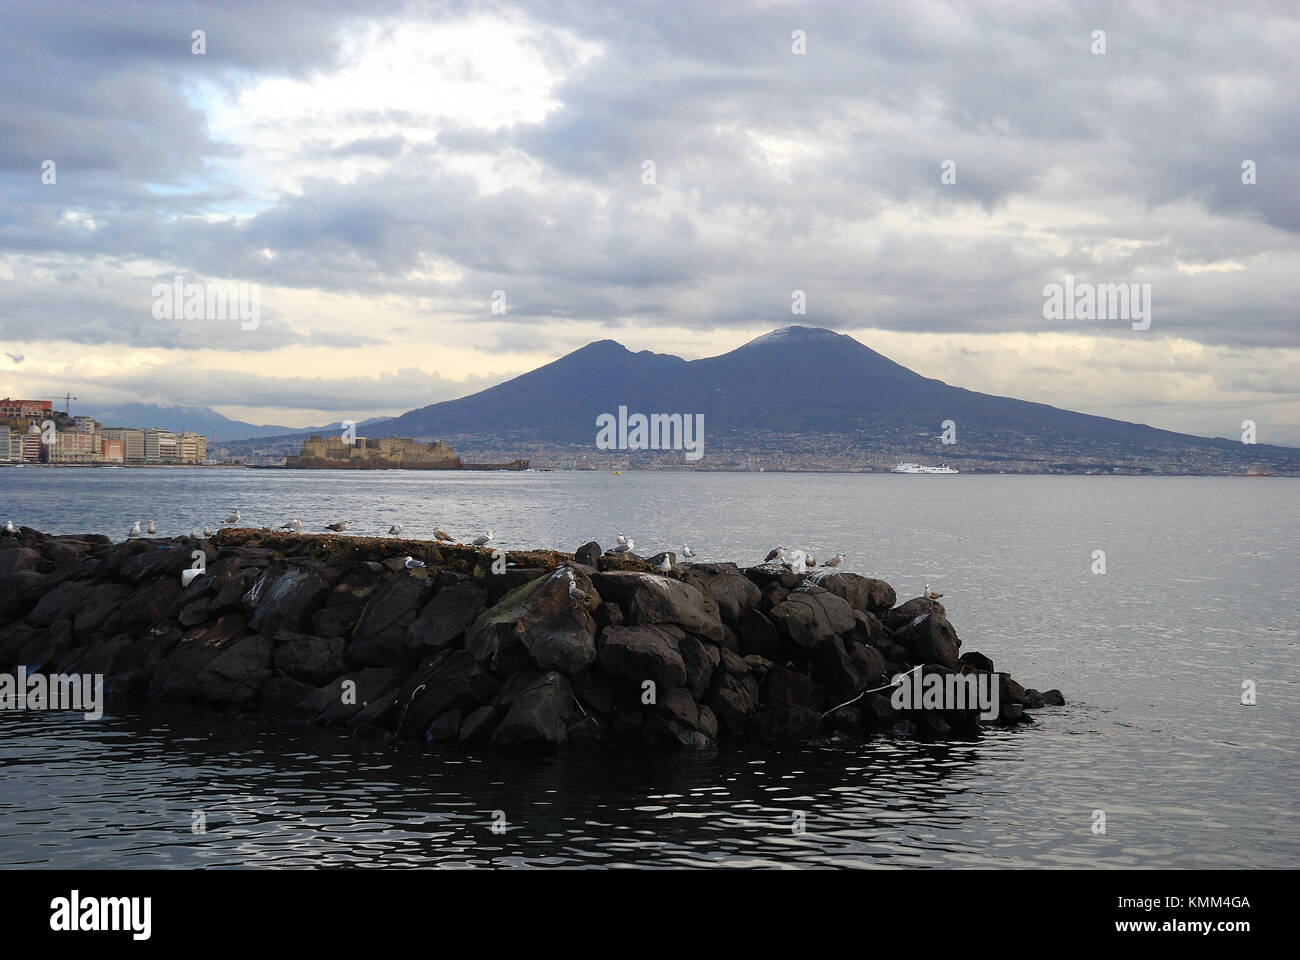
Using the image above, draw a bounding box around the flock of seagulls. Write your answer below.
[761,544,843,570]
[7,515,940,600]
[106,510,497,547]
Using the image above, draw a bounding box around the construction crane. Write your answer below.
[63,393,78,415]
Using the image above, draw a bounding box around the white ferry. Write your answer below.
[892,462,959,474]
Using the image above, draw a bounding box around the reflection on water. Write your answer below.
[2,471,1298,867]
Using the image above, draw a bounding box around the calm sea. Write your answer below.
[1,468,1296,868]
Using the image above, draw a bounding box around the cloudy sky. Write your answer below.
[1,0,1297,443]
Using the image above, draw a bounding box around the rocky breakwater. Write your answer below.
[0,527,1063,752]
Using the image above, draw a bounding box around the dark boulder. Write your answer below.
[311,565,384,639]
[407,581,487,657]
[808,571,896,615]
[427,710,462,742]
[119,544,196,584]
[193,633,273,709]
[851,609,887,646]
[744,563,806,590]
[768,585,856,651]
[272,631,348,686]
[735,608,780,658]
[258,675,318,716]
[574,542,601,567]
[678,635,721,700]
[26,579,90,627]
[885,596,945,630]
[247,566,333,638]
[17,619,76,672]
[812,638,886,697]
[705,648,760,734]
[459,705,499,745]
[762,664,826,711]
[590,571,725,644]
[71,583,132,639]
[959,650,994,672]
[310,667,402,725]
[491,670,575,751]
[680,563,762,622]
[597,624,687,689]
[347,572,434,667]
[147,614,250,701]
[484,567,546,605]
[103,578,184,635]
[0,570,46,622]
[401,649,500,733]
[0,547,40,575]
[466,569,599,675]
[893,611,961,669]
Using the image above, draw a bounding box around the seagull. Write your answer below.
[128,521,142,538]
[568,578,587,601]
[324,521,349,532]
[388,524,403,537]
[281,518,302,533]
[681,544,696,559]
[611,539,634,554]
[616,533,628,545]
[433,529,455,543]
[203,527,214,538]
[3,520,17,535]
[764,545,785,563]
[656,555,673,573]
[223,510,241,524]
[147,521,156,535]
[806,555,817,567]
[925,583,944,600]
[404,556,426,570]
[823,554,843,568]
[472,529,495,547]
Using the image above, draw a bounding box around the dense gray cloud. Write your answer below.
[0,0,1296,421]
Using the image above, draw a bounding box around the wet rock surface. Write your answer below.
[0,527,1062,753]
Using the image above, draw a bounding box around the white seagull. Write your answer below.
[681,544,696,559]
[128,521,142,538]
[433,529,455,543]
[656,555,673,573]
[823,554,843,568]
[764,545,785,563]
[3,520,17,535]
[203,526,214,538]
[325,521,349,532]
[147,521,156,535]
[223,510,241,524]
[472,529,495,547]
[568,578,587,601]
[611,539,635,554]
[281,518,302,533]
[925,583,944,600]
[616,533,628,545]
[388,523,404,537]
[404,556,426,570]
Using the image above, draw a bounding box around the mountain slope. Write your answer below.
[382,326,1289,460]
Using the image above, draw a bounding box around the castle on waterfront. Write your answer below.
[284,434,528,471]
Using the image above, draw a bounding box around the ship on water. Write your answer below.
[891,462,959,474]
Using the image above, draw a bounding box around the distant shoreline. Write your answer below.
[1,461,1291,477]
